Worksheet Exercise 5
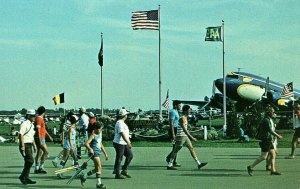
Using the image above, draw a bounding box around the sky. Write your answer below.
[1,0,300,112]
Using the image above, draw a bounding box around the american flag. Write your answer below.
[131,10,159,30]
[280,82,294,98]
[162,90,169,109]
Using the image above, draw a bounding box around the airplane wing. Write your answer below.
[174,100,209,108]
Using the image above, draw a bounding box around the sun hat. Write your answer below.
[118,109,129,116]
[26,109,36,115]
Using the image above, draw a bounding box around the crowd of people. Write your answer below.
[17,103,300,188]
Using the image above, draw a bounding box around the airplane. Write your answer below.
[176,71,300,112]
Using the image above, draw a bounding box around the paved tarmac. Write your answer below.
[0,146,299,189]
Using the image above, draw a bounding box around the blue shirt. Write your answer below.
[91,133,102,156]
[169,109,179,129]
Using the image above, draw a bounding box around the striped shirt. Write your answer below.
[177,116,188,137]
[63,120,72,132]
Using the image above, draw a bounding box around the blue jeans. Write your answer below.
[113,142,133,175]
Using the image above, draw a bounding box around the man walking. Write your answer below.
[18,109,37,185]
[34,106,53,174]
[166,100,181,167]
[77,107,89,159]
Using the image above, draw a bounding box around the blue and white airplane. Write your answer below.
[177,72,300,111]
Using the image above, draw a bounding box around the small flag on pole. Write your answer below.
[131,10,159,30]
[53,93,65,105]
[162,90,169,109]
[205,26,222,41]
[98,34,103,67]
[280,82,294,98]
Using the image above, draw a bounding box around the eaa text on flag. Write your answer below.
[205,26,222,41]
[53,93,65,105]
[131,10,159,30]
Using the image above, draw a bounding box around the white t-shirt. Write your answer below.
[113,120,130,145]
[19,119,35,143]
[79,113,89,130]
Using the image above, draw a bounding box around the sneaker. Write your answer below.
[270,171,281,175]
[285,155,295,159]
[173,163,181,167]
[96,183,107,189]
[198,162,208,169]
[18,175,27,185]
[165,156,170,164]
[247,166,253,176]
[121,170,131,178]
[25,178,36,184]
[266,166,271,171]
[77,155,82,159]
[80,174,87,186]
[52,160,58,168]
[167,166,177,170]
[56,173,64,179]
[38,168,47,174]
[115,174,126,179]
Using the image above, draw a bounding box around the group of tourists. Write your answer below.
[18,106,132,189]
[17,102,300,188]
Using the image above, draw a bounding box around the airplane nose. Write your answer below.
[214,79,224,93]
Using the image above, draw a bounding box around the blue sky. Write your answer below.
[1,0,299,111]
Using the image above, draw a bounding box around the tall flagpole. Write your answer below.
[222,20,227,135]
[158,5,162,119]
[101,64,103,116]
[100,33,104,116]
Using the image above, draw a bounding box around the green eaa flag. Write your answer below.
[205,26,222,42]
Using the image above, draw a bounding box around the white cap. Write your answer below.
[88,112,95,117]
[79,107,86,113]
[118,109,129,116]
[70,115,79,123]
[72,115,79,121]
[26,109,36,115]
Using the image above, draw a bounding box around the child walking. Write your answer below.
[57,115,79,178]
[80,121,108,189]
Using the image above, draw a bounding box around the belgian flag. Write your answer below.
[53,93,65,105]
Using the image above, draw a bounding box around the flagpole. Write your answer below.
[100,32,104,116]
[222,20,227,136]
[292,87,295,129]
[158,5,162,119]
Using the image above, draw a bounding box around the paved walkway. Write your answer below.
[0,146,299,189]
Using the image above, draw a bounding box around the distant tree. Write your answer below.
[241,101,264,138]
